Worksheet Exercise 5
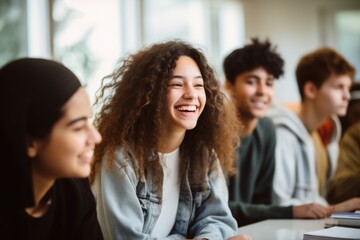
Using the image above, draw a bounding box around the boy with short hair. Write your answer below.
[224,39,332,227]
[269,47,360,212]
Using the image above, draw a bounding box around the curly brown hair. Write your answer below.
[90,40,240,188]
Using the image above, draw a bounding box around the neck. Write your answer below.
[242,118,258,137]
[158,128,185,153]
[238,111,258,136]
[298,101,328,133]
[25,169,55,217]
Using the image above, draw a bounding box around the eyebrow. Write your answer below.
[246,74,260,79]
[171,75,203,79]
[246,74,274,81]
[66,116,88,126]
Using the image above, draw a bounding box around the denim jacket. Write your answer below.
[92,148,238,240]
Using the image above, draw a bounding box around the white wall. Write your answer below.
[241,0,360,103]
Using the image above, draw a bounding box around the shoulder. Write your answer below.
[97,147,140,188]
[101,147,137,174]
[267,106,308,143]
[341,122,360,147]
[267,105,301,128]
[52,178,96,222]
[53,179,104,239]
[257,117,276,132]
[276,126,302,145]
[344,122,360,140]
[54,178,95,204]
[254,117,276,145]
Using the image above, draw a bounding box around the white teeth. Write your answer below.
[176,105,197,111]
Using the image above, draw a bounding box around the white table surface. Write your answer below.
[237,219,333,240]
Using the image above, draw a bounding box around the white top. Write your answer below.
[151,148,181,238]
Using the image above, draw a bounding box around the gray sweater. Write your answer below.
[268,106,340,206]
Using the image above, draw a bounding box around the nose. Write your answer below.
[183,85,197,99]
[88,123,102,144]
[344,88,351,101]
[255,82,266,95]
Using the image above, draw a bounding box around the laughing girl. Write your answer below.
[90,40,250,240]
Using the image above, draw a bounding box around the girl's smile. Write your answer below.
[165,56,206,134]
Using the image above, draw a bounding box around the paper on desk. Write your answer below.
[303,226,360,240]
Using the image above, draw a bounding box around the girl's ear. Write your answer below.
[303,81,318,100]
[27,137,39,158]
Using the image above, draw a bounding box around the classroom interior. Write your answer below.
[1,0,359,104]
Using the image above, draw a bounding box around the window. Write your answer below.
[51,0,244,98]
[335,10,360,81]
[320,5,360,82]
[51,0,121,102]
[1,0,244,99]
[141,0,244,79]
[0,0,27,66]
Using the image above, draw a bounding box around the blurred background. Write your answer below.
[1,0,359,104]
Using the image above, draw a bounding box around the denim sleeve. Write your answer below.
[188,161,238,240]
[93,151,187,240]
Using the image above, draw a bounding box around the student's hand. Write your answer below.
[227,234,251,240]
[293,203,333,219]
[333,197,360,212]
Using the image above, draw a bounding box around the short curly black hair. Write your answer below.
[223,38,284,84]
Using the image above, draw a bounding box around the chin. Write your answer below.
[336,111,347,117]
[252,111,266,118]
[183,125,196,131]
[335,108,348,117]
[176,120,198,130]
[74,167,91,178]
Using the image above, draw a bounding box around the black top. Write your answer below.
[228,117,292,226]
[1,178,103,240]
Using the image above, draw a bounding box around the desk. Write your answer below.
[237,219,332,240]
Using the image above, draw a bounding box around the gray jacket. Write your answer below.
[92,148,237,240]
[267,106,340,206]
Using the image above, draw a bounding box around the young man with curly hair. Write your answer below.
[224,38,333,227]
[269,47,360,213]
